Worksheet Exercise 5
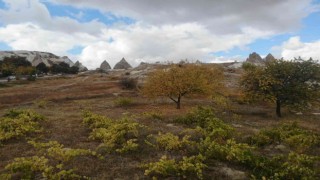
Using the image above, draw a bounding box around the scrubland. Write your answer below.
[0,69,319,179]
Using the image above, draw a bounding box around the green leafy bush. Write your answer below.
[251,152,320,179]
[199,138,254,164]
[249,122,320,152]
[83,111,144,153]
[34,99,48,108]
[144,155,206,179]
[142,110,163,120]
[0,141,100,179]
[274,152,319,179]
[175,106,216,127]
[0,109,44,144]
[113,97,134,107]
[175,106,234,139]
[146,132,195,152]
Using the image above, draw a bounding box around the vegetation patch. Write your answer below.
[249,122,320,152]
[0,141,101,179]
[83,111,144,154]
[0,109,44,145]
[113,97,134,107]
[143,155,206,179]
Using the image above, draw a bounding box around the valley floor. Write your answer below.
[0,71,319,179]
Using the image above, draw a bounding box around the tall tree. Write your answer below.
[143,64,224,109]
[241,59,320,117]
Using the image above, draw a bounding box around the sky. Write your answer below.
[0,0,320,69]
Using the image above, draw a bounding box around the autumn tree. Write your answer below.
[241,59,320,117]
[0,56,32,77]
[143,64,224,109]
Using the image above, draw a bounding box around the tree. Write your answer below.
[69,66,79,74]
[50,62,78,74]
[3,56,31,67]
[36,62,49,74]
[143,64,224,109]
[241,59,320,117]
[0,56,32,77]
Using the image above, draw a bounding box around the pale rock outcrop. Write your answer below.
[265,53,276,62]
[100,60,111,71]
[246,52,264,64]
[0,50,74,67]
[113,58,132,69]
[73,61,88,72]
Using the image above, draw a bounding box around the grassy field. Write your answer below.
[0,69,319,179]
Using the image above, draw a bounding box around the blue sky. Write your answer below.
[0,0,319,68]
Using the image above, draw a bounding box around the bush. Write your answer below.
[144,155,206,179]
[249,122,320,152]
[199,138,254,164]
[120,77,137,89]
[83,111,144,154]
[142,110,163,120]
[113,97,134,107]
[27,75,36,81]
[34,100,48,108]
[0,141,101,179]
[0,109,44,144]
[146,132,195,152]
[250,152,320,179]
[175,106,216,127]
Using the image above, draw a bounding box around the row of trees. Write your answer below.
[0,56,36,79]
[0,56,79,78]
[142,59,320,117]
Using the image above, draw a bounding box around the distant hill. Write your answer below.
[0,50,75,67]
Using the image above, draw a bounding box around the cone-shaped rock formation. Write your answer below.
[113,58,132,69]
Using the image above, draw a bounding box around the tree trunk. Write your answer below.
[176,96,181,109]
[276,99,281,117]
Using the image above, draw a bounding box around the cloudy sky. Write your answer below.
[0,0,319,69]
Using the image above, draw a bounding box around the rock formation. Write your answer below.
[0,50,74,67]
[113,58,132,69]
[100,60,111,71]
[265,53,276,62]
[246,52,264,64]
[73,61,88,72]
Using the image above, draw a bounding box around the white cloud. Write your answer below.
[78,23,274,69]
[273,36,320,60]
[0,0,107,35]
[0,0,276,69]
[50,0,317,34]
[0,0,318,69]
[0,23,97,55]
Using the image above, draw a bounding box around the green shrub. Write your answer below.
[120,77,137,89]
[0,141,100,179]
[147,132,195,152]
[142,110,163,120]
[274,152,319,179]
[199,138,254,164]
[34,100,48,108]
[251,152,320,179]
[0,109,44,144]
[83,111,144,153]
[175,106,215,127]
[144,155,206,179]
[113,97,134,107]
[249,122,320,152]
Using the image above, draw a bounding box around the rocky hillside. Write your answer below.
[0,50,75,67]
